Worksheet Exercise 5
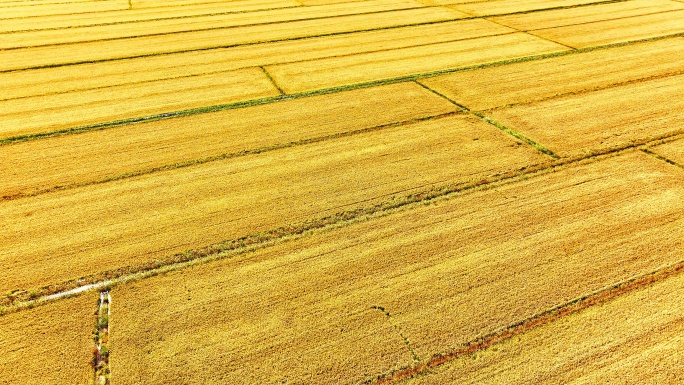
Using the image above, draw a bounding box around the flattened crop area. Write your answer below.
[1,0,683,384]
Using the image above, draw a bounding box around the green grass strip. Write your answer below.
[472,111,559,159]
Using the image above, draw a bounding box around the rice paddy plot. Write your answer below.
[419,38,684,110]
[486,73,684,157]
[403,271,684,384]
[0,114,548,297]
[0,294,94,385]
[0,19,511,100]
[0,82,456,199]
[266,32,568,93]
[0,6,465,71]
[489,0,684,31]
[529,9,684,48]
[0,0,426,49]
[110,151,684,384]
[0,68,279,140]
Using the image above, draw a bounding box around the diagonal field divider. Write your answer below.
[642,148,684,171]
[372,306,421,363]
[471,112,559,158]
[413,80,559,158]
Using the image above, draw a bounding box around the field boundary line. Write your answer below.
[260,66,286,94]
[412,80,469,110]
[471,111,559,158]
[365,257,684,384]
[0,29,518,102]
[0,0,648,73]
[414,80,559,159]
[521,30,577,49]
[480,16,579,49]
[0,111,461,202]
[415,81,560,159]
[0,94,286,146]
[0,31,517,102]
[642,147,684,171]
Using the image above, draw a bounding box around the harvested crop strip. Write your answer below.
[0,294,93,385]
[266,32,568,93]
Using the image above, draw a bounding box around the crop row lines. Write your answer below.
[366,256,684,384]
[0,6,428,50]
[3,31,683,149]
[0,0,630,37]
[3,131,684,315]
[472,68,684,112]
[0,111,461,201]
[0,3,306,34]
[0,0,641,72]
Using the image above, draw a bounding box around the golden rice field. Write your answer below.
[1,0,684,384]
